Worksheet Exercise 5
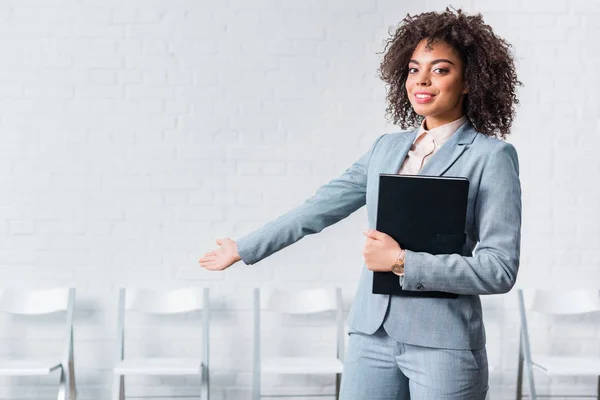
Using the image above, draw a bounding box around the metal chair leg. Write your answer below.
[67,359,77,400]
[252,376,260,400]
[523,344,537,400]
[201,367,209,400]
[112,375,124,400]
[516,338,524,400]
[335,373,341,400]
[57,367,67,400]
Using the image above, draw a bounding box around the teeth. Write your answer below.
[416,94,432,99]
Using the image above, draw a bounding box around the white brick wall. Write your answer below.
[0,0,598,398]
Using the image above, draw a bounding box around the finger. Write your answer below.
[369,230,385,240]
[200,261,217,268]
[366,264,383,272]
[199,253,216,262]
[363,230,378,239]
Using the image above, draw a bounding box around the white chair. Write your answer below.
[253,287,344,400]
[112,288,210,400]
[516,289,600,400]
[0,287,76,400]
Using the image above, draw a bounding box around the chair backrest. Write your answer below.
[123,288,207,314]
[259,287,340,314]
[522,289,600,315]
[0,288,74,315]
[517,288,600,388]
[115,287,209,364]
[0,288,76,365]
[253,286,345,376]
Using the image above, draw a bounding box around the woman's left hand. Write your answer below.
[362,229,402,272]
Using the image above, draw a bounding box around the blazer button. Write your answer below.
[416,284,424,290]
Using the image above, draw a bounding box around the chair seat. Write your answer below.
[0,359,62,376]
[532,355,600,376]
[262,357,343,374]
[114,358,204,375]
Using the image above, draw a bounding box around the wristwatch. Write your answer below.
[391,250,406,276]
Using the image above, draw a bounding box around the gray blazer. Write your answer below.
[237,120,522,350]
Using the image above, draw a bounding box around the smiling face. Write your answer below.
[405,39,468,129]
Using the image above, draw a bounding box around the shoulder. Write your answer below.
[384,129,417,140]
[473,132,515,149]
[471,133,519,173]
[373,129,417,146]
[471,131,518,160]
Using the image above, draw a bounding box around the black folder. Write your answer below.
[372,174,469,298]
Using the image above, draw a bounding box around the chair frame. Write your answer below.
[516,289,600,400]
[61,288,77,400]
[112,287,210,400]
[252,287,344,400]
[0,287,76,400]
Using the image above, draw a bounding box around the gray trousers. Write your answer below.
[339,326,488,400]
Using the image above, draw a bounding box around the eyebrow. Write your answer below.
[409,59,455,66]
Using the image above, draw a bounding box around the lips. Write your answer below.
[414,92,436,104]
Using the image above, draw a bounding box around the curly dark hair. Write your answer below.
[378,6,522,139]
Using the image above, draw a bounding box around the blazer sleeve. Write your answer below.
[236,134,387,265]
[402,142,522,295]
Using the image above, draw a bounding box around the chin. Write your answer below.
[411,105,435,117]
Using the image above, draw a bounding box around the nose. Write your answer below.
[417,75,431,86]
[415,71,431,86]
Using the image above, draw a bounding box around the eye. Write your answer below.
[408,67,418,74]
[434,68,449,74]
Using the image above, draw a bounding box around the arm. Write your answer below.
[402,142,522,295]
[236,134,387,265]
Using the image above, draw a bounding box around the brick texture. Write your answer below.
[0,0,598,398]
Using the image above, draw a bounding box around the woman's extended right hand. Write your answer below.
[198,237,242,271]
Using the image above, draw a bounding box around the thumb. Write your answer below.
[364,229,383,240]
[216,238,223,246]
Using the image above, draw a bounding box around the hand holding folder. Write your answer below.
[372,174,469,298]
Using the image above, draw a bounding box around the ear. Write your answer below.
[462,83,469,95]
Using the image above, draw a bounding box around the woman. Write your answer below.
[199,7,522,399]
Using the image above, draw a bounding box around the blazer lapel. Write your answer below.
[382,129,418,175]
[418,120,478,177]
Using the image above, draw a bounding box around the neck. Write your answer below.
[425,113,464,130]
[424,97,466,129]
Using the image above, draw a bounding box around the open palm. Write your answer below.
[198,237,241,271]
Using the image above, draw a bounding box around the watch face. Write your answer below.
[392,263,404,275]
